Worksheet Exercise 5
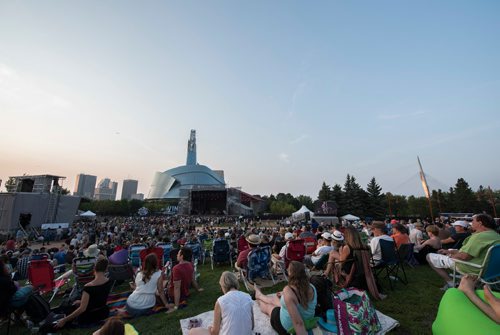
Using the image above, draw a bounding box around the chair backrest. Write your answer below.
[184,242,202,262]
[247,246,272,280]
[285,239,306,267]
[156,243,173,264]
[73,257,96,286]
[397,243,412,262]
[479,244,500,284]
[212,239,231,262]
[129,244,147,268]
[379,239,399,265]
[139,247,165,269]
[28,260,55,294]
[238,235,249,254]
[303,237,317,255]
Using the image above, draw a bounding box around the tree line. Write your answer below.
[78,175,499,219]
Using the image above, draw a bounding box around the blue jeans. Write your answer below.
[11,286,33,308]
[126,303,152,317]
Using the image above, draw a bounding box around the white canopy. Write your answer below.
[341,214,360,221]
[80,210,96,217]
[292,205,314,220]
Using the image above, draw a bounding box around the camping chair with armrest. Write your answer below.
[211,239,232,270]
[452,244,500,290]
[202,239,213,264]
[373,239,408,290]
[303,237,318,255]
[128,244,147,270]
[239,245,276,292]
[139,247,165,269]
[276,239,306,281]
[70,257,97,299]
[398,243,419,268]
[27,259,68,303]
[237,235,249,256]
[156,242,173,265]
[107,263,135,292]
[184,242,202,264]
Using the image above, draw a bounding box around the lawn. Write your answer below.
[4,263,445,335]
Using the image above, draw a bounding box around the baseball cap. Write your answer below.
[284,232,294,240]
[452,221,469,228]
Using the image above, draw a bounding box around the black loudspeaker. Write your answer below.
[19,213,32,228]
[305,212,310,221]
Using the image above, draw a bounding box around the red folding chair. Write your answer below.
[237,235,249,256]
[139,247,165,269]
[27,259,67,302]
[303,236,318,255]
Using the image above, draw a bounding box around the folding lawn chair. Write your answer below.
[185,242,202,263]
[237,235,249,255]
[139,246,165,269]
[239,245,275,292]
[211,239,232,270]
[107,263,135,292]
[129,244,147,269]
[276,239,306,281]
[69,257,97,299]
[373,239,408,290]
[156,242,173,265]
[398,243,419,268]
[202,239,213,264]
[303,236,317,255]
[27,259,68,303]
[452,243,500,290]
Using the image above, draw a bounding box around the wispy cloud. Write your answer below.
[378,110,428,120]
[278,152,290,163]
[287,81,307,118]
[290,134,308,144]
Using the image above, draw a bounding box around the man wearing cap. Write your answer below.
[441,221,471,249]
[370,221,394,266]
[304,233,333,267]
[236,234,261,270]
[427,213,500,290]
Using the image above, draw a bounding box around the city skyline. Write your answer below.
[1,1,499,199]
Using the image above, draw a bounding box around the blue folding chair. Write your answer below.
[374,239,408,290]
[211,239,232,270]
[453,244,500,290]
[128,244,147,269]
[239,246,275,292]
[156,242,173,266]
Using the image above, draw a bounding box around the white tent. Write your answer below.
[341,214,360,221]
[292,205,314,221]
[80,210,96,217]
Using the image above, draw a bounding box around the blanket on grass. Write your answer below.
[180,294,399,335]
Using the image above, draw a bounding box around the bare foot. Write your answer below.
[458,275,476,294]
[253,284,263,300]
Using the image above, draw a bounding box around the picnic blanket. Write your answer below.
[180,294,399,335]
[106,291,186,317]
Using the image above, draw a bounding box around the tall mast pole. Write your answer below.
[418,156,434,222]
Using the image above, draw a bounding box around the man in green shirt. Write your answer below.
[427,213,500,290]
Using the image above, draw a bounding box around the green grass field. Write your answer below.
[4,263,445,335]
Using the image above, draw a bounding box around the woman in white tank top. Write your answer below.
[189,271,254,335]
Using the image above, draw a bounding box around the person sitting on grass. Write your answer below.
[255,261,317,335]
[125,253,169,317]
[189,271,254,335]
[167,247,203,313]
[55,257,113,328]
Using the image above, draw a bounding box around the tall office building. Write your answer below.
[121,179,138,200]
[94,178,118,201]
[74,174,97,199]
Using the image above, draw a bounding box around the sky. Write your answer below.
[1,1,499,199]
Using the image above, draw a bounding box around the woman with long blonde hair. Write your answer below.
[255,261,317,335]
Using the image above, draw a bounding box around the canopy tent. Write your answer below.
[341,214,360,221]
[292,205,314,221]
[79,210,96,217]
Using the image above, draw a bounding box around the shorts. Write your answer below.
[427,253,455,269]
[270,307,288,335]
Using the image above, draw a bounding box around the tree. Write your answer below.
[318,182,332,201]
[270,201,296,215]
[296,195,313,210]
[5,177,17,192]
[343,174,365,217]
[331,184,344,214]
[453,178,477,212]
[366,177,385,219]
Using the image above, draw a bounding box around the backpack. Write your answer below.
[24,293,51,323]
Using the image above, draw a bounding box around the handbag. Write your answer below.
[333,287,381,335]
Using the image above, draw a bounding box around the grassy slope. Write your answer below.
[4,263,445,335]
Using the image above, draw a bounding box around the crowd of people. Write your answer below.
[0,213,499,334]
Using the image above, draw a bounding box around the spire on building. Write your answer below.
[186,129,197,165]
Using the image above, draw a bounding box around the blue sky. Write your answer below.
[1,1,499,198]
